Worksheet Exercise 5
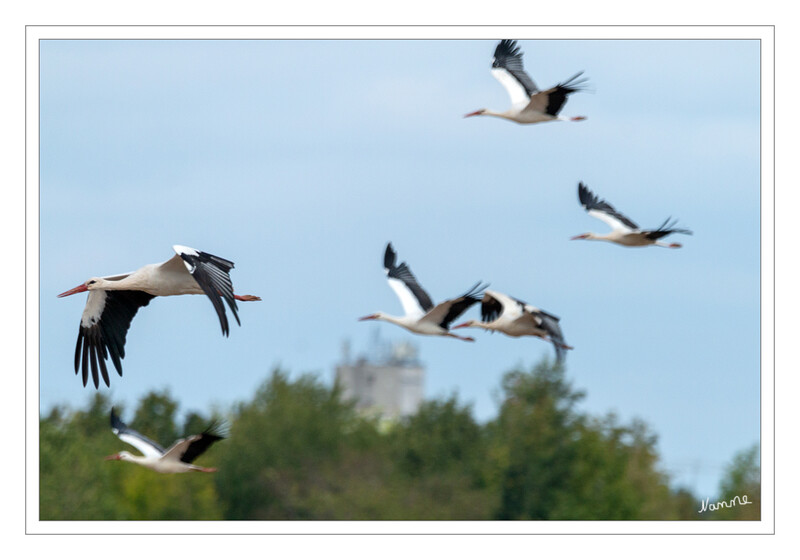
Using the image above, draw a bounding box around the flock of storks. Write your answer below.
[56,40,692,474]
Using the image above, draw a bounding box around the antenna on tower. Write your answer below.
[341,339,351,365]
[370,326,387,363]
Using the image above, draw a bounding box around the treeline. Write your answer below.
[39,361,760,520]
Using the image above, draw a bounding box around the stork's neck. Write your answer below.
[485,109,517,121]
[376,313,414,328]
[119,452,152,467]
[90,265,204,296]
[585,232,613,242]
[88,269,151,291]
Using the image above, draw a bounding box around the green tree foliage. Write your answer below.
[709,443,760,520]
[392,396,483,477]
[672,487,704,521]
[183,410,218,436]
[113,467,222,520]
[215,368,382,519]
[487,361,681,520]
[131,389,179,449]
[39,393,124,520]
[40,391,222,520]
[386,396,495,519]
[41,361,734,521]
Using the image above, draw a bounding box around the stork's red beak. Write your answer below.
[57,283,88,298]
[451,322,470,329]
[358,314,378,321]
[570,234,588,240]
[234,294,261,301]
[104,454,121,461]
[464,110,483,118]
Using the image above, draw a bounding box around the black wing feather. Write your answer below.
[74,290,155,389]
[516,298,569,362]
[578,182,640,230]
[644,217,694,240]
[544,72,588,116]
[481,293,504,323]
[492,39,539,96]
[537,312,569,363]
[384,243,435,312]
[180,424,225,464]
[180,251,240,336]
[438,282,487,329]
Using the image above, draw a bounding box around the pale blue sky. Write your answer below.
[38,38,761,499]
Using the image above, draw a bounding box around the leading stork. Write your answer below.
[58,245,261,388]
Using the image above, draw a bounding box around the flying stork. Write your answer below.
[464,39,588,124]
[105,408,225,474]
[452,289,572,361]
[358,243,486,342]
[571,182,693,248]
[58,245,261,388]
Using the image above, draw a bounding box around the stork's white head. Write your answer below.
[57,277,104,297]
[104,450,134,462]
[358,313,384,322]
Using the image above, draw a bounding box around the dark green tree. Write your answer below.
[487,361,680,520]
[392,395,484,478]
[215,368,381,519]
[710,443,760,520]
[131,389,179,448]
[40,362,705,521]
[39,392,124,520]
[40,391,223,520]
[488,361,583,519]
[182,409,226,438]
[383,395,494,519]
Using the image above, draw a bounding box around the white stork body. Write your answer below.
[465,39,588,125]
[106,408,224,474]
[572,182,693,248]
[452,290,572,361]
[58,245,261,388]
[359,243,486,342]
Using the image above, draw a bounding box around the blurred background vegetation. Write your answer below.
[39,361,760,520]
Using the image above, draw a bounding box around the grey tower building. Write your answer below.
[335,337,424,419]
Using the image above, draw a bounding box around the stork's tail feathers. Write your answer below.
[559,71,590,93]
